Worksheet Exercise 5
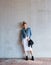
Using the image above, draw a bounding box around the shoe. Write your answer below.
[25,56,28,60]
[31,56,34,61]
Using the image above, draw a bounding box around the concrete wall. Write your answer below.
[0,0,51,58]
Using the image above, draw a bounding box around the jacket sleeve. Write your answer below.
[28,28,32,39]
[30,28,32,38]
[21,30,23,40]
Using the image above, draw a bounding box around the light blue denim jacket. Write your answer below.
[21,27,32,40]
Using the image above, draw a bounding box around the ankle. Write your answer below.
[25,56,28,60]
[31,56,34,61]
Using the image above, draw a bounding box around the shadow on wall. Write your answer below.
[16,21,24,54]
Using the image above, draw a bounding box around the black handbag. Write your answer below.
[28,39,34,48]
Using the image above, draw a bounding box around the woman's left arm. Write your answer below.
[30,28,32,38]
[27,28,32,39]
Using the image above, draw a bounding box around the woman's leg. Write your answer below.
[22,38,28,60]
[24,51,28,56]
[24,51,28,60]
[30,50,34,60]
[30,50,33,56]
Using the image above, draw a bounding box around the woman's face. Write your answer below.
[23,24,27,29]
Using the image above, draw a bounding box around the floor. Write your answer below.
[0,58,51,65]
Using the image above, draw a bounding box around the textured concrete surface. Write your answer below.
[0,58,51,65]
[0,0,51,58]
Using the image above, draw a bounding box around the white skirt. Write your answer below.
[22,37,32,51]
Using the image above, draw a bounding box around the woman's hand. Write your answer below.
[27,36,30,41]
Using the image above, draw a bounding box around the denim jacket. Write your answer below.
[21,27,32,40]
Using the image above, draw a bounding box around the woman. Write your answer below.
[21,21,34,60]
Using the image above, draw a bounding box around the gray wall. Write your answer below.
[0,0,51,58]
